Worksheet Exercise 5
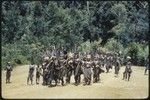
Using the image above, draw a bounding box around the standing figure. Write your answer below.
[66,57,74,84]
[36,64,42,84]
[144,57,149,75]
[123,56,132,81]
[93,54,105,83]
[83,55,92,85]
[105,56,112,73]
[56,58,66,86]
[114,58,120,77]
[27,63,35,85]
[74,57,83,86]
[47,56,57,87]
[42,56,50,85]
[5,62,13,84]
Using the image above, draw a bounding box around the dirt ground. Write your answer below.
[1,65,149,99]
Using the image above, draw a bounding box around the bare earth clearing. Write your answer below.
[1,65,149,99]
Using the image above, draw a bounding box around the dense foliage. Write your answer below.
[1,1,149,68]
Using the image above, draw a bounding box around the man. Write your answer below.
[27,62,35,85]
[83,54,92,85]
[74,54,83,86]
[114,57,120,77]
[93,56,100,83]
[36,64,42,84]
[56,57,66,86]
[42,56,51,85]
[105,56,112,73]
[5,62,13,84]
[47,56,58,87]
[144,57,149,75]
[100,54,105,68]
[123,56,132,81]
[66,54,74,84]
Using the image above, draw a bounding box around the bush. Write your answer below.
[78,40,92,52]
[1,42,43,69]
[127,42,148,66]
[137,45,149,66]
[104,38,124,54]
[104,39,148,66]
[78,38,102,53]
[2,38,148,69]
[2,43,29,69]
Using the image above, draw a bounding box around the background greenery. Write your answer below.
[1,1,149,68]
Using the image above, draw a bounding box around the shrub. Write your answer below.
[104,38,124,54]
[127,42,148,66]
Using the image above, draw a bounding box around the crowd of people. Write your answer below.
[5,50,149,87]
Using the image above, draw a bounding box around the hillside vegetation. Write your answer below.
[2,1,149,68]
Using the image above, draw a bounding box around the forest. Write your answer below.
[1,1,149,68]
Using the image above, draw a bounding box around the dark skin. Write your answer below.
[36,65,41,84]
[123,61,132,81]
[6,62,13,84]
[114,59,120,77]
[66,58,74,84]
[144,57,149,75]
[27,64,35,85]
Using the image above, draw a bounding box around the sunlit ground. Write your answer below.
[2,65,149,99]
